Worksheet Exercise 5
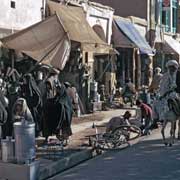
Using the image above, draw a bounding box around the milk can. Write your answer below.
[1,136,15,163]
[13,120,36,164]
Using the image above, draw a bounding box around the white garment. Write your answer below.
[159,71,178,120]
[159,71,177,97]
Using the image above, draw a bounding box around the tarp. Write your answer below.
[112,21,136,48]
[1,15,71,70]
[114,17,154,55]
[164,35,180,55]
[48,1,112,54]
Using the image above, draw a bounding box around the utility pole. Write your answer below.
[147,0,153,86]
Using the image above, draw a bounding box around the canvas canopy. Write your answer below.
[48,1,113,54]
[164,35,180,55]
[114,17,154,55]
[1,14,71,70]
[1,2,115,70]
[112,20,136,48]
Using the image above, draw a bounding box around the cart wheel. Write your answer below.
[112,125,141,141]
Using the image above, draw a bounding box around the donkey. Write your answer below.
[161,98,180,146]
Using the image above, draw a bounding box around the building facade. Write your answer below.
[90,0,155,35]
[92,0,180,74]
[0,0,45,37]
[157,0,179,33]
[82,1,114,44]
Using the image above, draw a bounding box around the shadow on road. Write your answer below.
[53,138,180,180]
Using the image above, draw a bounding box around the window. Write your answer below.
[162,10,166,25]
[85,52,88,63]
[172,0,178,33]
[172,7,177,29]
[11,1,16,9]
[160,0,171,32]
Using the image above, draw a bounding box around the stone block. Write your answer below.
[0,160,40,180]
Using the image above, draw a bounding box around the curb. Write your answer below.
[39,148,94,180]
[41,120,157,179]
[44,130,157,180]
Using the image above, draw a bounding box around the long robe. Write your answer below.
[0,89,9,138]
[21,74,42,134]
[43,85,73,138]
[159,71,178,120]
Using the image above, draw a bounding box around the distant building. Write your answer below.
[92,0,180,71]
[81,1,114,45]
[157,0,178,34]
[91,0,179,38]
[0,0,45,37]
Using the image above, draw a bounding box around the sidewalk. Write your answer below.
[36,108,140,148]
[72,108,139,134]
[68,108,141,148]
[33,108,141,180]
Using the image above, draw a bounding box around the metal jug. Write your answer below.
[1,136,15,163]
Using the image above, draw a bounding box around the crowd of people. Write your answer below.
[0,63,79,143]
[114,59,180,136]
[0,58,180,144]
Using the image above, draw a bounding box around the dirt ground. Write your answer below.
[67,125,107,149]
[37,108,140,150]
[68,117,141,149]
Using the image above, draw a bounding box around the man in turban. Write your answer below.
[159,60,179,121]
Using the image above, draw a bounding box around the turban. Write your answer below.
[166,60,179,69]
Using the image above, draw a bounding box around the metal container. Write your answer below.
[14,121,35,164]
[1,136,15,163]
[90,81,98,92]
[90,81,98,101]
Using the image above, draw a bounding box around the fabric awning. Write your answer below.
[164,35,180,55]
[48,1,112,54]
[1,15,71,70]
[112,21,136,48]
[114,17,154,55]
[155,42,177,54]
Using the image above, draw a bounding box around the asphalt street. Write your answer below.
[48,126,180,180]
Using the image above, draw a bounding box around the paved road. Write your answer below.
[49,127,180,180]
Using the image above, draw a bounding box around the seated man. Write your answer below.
[106,111,131,133]
[121,79,136,106]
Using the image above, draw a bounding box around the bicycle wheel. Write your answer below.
[98,132,129,150]
[112,125,141,141]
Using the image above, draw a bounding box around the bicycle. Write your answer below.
[86,123,141,153]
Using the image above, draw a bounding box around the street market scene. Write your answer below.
[1,0,180,179]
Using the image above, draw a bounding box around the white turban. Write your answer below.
[166,60,179,69]
[155,67,161,73]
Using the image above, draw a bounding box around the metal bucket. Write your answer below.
[14,121,35,164]
[1,137,15,163]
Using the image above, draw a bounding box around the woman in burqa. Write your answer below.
[12,98,33,123]
[0,89,8,138]
[21,74,42,135]
[43,82,73,142]
[3,67,21,137]
[45,79,54,100]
